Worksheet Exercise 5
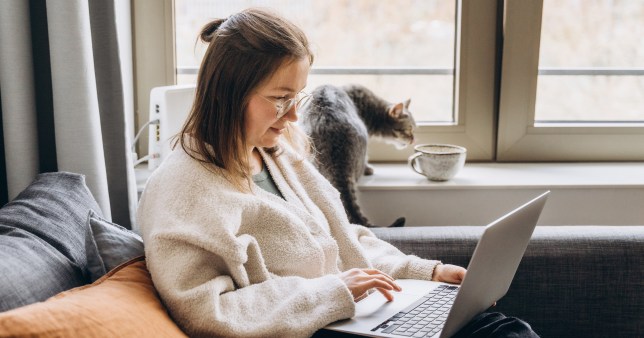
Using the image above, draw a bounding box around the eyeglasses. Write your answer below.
[258,91,311,119]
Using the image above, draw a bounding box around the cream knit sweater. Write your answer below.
[137,143,441,338]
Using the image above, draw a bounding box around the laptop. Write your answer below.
[324,191,550,338]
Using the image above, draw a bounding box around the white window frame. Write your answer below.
[132,0,175,156]
[132,0,499,162]
[368,0,498,162]
[135,1,644,162]
[497,0,644,161]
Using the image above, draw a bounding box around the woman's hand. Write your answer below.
[338,268,402,302]
[432,264,466,284]
[431,264,494,306]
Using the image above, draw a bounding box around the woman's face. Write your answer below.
[244,57,310,150]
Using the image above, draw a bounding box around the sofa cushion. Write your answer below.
[0,172,103,312]
[85,210,144,282]
[0,256,187,337]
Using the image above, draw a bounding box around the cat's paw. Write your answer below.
[364,165,374,176]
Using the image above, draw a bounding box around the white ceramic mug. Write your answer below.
[408,144,467,181]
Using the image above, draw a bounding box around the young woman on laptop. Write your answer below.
[137,8,539,338]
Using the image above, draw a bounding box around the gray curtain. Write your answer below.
[0,0,137,229]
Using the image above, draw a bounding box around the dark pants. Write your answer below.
[313,312,539,338]
[451,312,540,338]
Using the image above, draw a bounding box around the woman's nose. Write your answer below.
[283,104,298,122]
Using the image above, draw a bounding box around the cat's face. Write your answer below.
[386,99,416,149]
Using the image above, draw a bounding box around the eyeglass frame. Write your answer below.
[257,91,311,119]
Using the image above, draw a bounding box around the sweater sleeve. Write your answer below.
[144,229,355,338]
[349,224,442,281]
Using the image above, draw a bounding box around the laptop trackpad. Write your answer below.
[326,279,442,333]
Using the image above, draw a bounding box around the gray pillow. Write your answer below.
[85,210,144,282]
[0,172,102,312]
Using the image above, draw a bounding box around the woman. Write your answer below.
[137,8,538,338]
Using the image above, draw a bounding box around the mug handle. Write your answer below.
[408,152,425,176]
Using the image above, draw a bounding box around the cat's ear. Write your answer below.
[404,98,411,109]
[389,102,404,118]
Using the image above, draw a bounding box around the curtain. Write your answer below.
[0,0,137,229]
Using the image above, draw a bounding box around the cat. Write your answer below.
[299,84,415,228]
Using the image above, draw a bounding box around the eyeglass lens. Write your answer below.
[276,93,309,119]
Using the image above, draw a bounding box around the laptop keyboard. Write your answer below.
[371,284,459,337]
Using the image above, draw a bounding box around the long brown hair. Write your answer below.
[177,8,313,191]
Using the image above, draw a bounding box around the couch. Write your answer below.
[0,172,642,337]
[371,226,644,338]
[0,172,184,337]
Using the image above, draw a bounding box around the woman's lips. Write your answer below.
[270,126,286,134]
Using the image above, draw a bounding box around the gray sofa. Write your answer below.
[372,226,644,338]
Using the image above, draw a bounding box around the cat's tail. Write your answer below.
[337,176,372,227]
[337,177,405,228]
[389,217,406,227]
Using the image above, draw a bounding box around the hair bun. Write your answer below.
[200,18,226,43]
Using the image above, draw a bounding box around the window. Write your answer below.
[536,0,644,123]
[177,1,455,122]
[497,0,644,161]
[172,0,498,161]
[134,0,643,162]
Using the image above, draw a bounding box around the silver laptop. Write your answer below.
[324,191,549,338]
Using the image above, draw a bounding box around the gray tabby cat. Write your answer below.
[299,84,415,227]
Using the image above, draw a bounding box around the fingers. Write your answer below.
[455,268,466,282]
[362,269,394,279]
[347,268,401,291]
[339,268,402,302]
[352,276,397,300]
[456,266,467,283]
[376,287,395,302]
[433,264,467,284]
[362,269,402,291]
[358,279,396,303]
[361,269,401,291]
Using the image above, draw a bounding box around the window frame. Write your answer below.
[367,0,498,162]
[132,0,176,157]
[497,0,644,161]
[134,0,644,163]
[135,0,499,162]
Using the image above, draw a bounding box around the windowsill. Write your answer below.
[136,162,644,191]
[359,162,644,190]
[356,162,644,226]
[136,162,644,226]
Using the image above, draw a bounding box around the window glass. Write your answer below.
[174,0,457,122]
[536,0,644,122]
